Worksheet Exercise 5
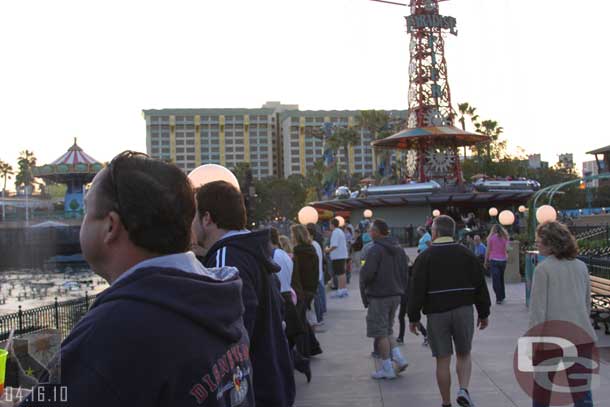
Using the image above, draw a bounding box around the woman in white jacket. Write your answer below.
[529,221,596,407]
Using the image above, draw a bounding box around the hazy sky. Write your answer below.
[1,0,608,180]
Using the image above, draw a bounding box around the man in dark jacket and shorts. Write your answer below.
[360,219,409,380]
[408,215,491,407]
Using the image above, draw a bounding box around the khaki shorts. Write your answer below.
[366,296,401,338]
[426,305,475,358]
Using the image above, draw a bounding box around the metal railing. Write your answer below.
[581,256,610,280]
[0,293,95,341]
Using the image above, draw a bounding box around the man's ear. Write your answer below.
[202,211,213,227]
[103,211,124,245]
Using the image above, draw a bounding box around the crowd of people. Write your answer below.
[14,151,597,407]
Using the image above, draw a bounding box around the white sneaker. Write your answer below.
[393,355,409,373]
[391,347,408,372]
[371,360,396,380]
[457,388,475,407]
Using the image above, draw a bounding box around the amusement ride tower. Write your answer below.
[371,0,489,185]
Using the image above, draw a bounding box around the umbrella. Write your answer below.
[371,126,490,150]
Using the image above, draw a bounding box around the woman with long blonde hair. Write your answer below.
[485,224,509,304]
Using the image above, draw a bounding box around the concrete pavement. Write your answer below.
[294,265,610,407]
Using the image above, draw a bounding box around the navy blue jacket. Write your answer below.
[201,230,296,407]
[21,257,254,407]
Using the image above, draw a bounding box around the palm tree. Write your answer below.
[477,120,505,172]
[0,160,14,194]
[327,127,359,187]
[15,150,37,192]
[457,103,480,160]
[356,110,392,176]
[457,102,480,131]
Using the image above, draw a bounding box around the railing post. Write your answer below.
[85,291,89,310]
[54,297,59,329]
[18,305,23,334]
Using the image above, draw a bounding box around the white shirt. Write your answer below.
[329,228,348,260]
[273,248,293,293]
[311,240,324,282]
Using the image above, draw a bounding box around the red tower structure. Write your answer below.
[371,0,489,185]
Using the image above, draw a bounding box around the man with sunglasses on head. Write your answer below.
[21,152,253,407]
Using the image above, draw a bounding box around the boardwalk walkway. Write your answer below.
[294,254,610,407]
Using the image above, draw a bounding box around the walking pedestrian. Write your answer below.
[291,225,323,360]
[193,181,295,407]
[485,224,509,304]
[529,221,596,407]
[306,223,326,325]
[417,226,432,253]
[408,215,491,407]
[326,218,349,298]
[270,227,311,383]
[23,152,255,406]
[360,219,409,379]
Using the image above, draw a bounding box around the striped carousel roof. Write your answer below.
[51,138,100,165]
[33,138,103,181]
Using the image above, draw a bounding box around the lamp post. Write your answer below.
[187,164,240,191]
[298,206,319,225]
[536,205,557,224]
[488,207,498,224]
[335,216,346,228]
[499,210,515,227]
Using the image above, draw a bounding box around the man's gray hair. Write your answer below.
[432,215,455,238]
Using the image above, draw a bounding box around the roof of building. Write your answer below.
[33,139,103,182]
[51,139,100,165]
[310,190,534,212]
[587,145,610,155]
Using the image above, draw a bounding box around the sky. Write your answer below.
[1,0,608,183]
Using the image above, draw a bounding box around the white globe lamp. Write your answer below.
[432,209,441,217]
[518,205,527,213]
[536,205,557,224]
[499,210,515,226]
[298,206,319,225]
[488,207,498,217]
[335,216,346,227]
[363,209,373,219]
[188,164,240,191]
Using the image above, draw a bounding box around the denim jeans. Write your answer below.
[314,280,326,323]
[489,260,507,302]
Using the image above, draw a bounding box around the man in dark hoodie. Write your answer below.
[359,219,409,380]
[192,180,295,407]
[21,151,253,407]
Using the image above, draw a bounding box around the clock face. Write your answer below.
[425,148,455,174]
[424,108,447,126]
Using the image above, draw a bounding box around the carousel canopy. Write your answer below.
[371,126,490,150]
[33,138,104,182]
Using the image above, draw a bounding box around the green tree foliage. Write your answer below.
[254,176,307,222]
[326,127,359,187]
[15,150,37,190]
[0,160,14,193]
